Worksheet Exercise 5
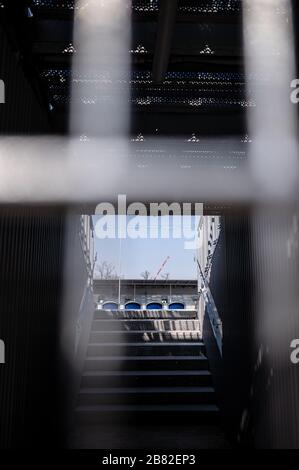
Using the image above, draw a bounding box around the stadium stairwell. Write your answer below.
[75,309,219,425]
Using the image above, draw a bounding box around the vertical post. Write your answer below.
[243,0,299,447]
[118,237,122,307]
[243,0,298,199]
[71,0,131,137]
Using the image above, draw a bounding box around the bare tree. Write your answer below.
[96,261,118,279]
[161,272,170,281]
[141,270,151,280]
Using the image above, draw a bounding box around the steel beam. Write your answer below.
[152,0,178,84]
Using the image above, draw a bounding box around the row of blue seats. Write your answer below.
[101,302,185,311]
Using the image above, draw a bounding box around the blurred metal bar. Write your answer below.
[243,0,299,200]
[70,0,131,137]
[244,0,298,350]
[0,135,298,204]
[243,0,299,448]
[0,137,250,204]
[0,2,298,205]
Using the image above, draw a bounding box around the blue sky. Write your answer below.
[93,216,198,280]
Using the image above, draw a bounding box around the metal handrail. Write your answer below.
[75,218,95,354]
[78,221,93,286]
[197,256,223,357]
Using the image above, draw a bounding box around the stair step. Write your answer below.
[87,342,205,357]
[75,404,219,424]
[94,310,197,320]
[90,331,202,343]
[77,310,218,427]
[78,386,216,406]
[92,319,201,332]
[81,370,212,388]
[84,355,208,371]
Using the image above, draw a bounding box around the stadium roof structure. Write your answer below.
[1,1,247,137]
[2,0,291,211]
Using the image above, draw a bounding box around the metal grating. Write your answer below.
[41,69,246,84]
[31,0,154,12]
[31,0,241,14]
[133,0,159,12]
[31,0,75,9]
[41,69,250,110]
[178,0,241,13]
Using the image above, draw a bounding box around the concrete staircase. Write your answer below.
[76,310,219,424]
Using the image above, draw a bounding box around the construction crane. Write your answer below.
[153,256,170,281]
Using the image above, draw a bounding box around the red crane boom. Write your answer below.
[153,256,170,281]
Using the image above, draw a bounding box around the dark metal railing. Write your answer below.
[197,257,223,356]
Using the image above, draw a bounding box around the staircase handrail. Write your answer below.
[197,258,223,357]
